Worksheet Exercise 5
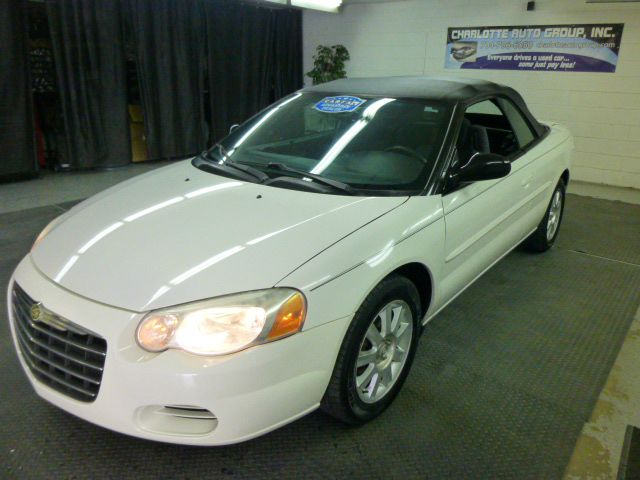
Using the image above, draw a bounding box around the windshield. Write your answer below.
[200,92,453,195]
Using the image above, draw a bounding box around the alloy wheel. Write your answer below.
[546,189,563,241]
[354,300,414,404]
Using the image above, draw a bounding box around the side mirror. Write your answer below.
[229,124,240,134]
[455,153,511,183]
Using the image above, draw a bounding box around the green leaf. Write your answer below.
[306,44,351,85]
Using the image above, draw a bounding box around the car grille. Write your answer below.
[11,283,107,402]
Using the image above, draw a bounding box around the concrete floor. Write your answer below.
[1,164,639,478]
[566,307,640,479]
[568,181,640,207]
[0,161,172,215]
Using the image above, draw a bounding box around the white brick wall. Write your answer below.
[303,0,640,189]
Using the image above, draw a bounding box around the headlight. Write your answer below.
[136,288,306,356]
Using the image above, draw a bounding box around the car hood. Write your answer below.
[31,160,407,312]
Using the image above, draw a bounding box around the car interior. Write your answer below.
[231,96,536,191]
[457,100,521,164]
[241,99,450,189]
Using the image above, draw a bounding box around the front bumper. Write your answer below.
[7,256,350,445]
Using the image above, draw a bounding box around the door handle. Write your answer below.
[521,175,533,188]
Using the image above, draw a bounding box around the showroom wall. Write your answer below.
[303,0,640,189]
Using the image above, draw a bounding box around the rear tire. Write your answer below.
[523,178,566,253]
[320,275,421,425]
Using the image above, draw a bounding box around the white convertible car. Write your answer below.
[8,76,572,445]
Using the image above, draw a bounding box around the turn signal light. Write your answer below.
[268,292,306,340]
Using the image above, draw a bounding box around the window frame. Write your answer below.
[496,97,538,154]
[438,94,549,195]
[459,96,540,162]
[457,97,519,159]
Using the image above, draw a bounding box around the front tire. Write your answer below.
[320,275,421,425]
[523,178,566,253]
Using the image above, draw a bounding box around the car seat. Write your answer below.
[457,118,490,165]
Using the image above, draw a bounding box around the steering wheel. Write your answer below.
[384,145,429,165]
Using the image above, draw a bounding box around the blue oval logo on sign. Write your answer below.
[314,96,365,113]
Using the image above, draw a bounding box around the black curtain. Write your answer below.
[272,8,303,101]
[46,0,130,169]
[126,0,207,160]
[0,0,36,179]
[204,0,274,142]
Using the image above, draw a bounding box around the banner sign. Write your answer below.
[445,24,624,73]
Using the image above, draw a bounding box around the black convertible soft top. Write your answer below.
[301,76,545,137]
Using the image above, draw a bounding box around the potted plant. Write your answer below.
[306,45,350,85]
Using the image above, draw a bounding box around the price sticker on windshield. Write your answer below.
[314,96,365,113]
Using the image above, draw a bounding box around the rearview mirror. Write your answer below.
[455,153,510,183]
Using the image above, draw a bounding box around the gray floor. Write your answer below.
[568,181,640,206]
[1,194,639,479]
[0,161,171,215]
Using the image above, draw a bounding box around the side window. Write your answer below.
[466,100,502,116]
[456,99,519,165]
[498,98,537,149]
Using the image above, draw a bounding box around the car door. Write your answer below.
[438,97,544,305]
[496,97,554,229]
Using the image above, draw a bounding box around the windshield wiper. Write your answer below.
[198,149,269,183]
[266,162,353,195]
[217,143,231,161]
[224,159,269,182]
[203,142,231,161]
